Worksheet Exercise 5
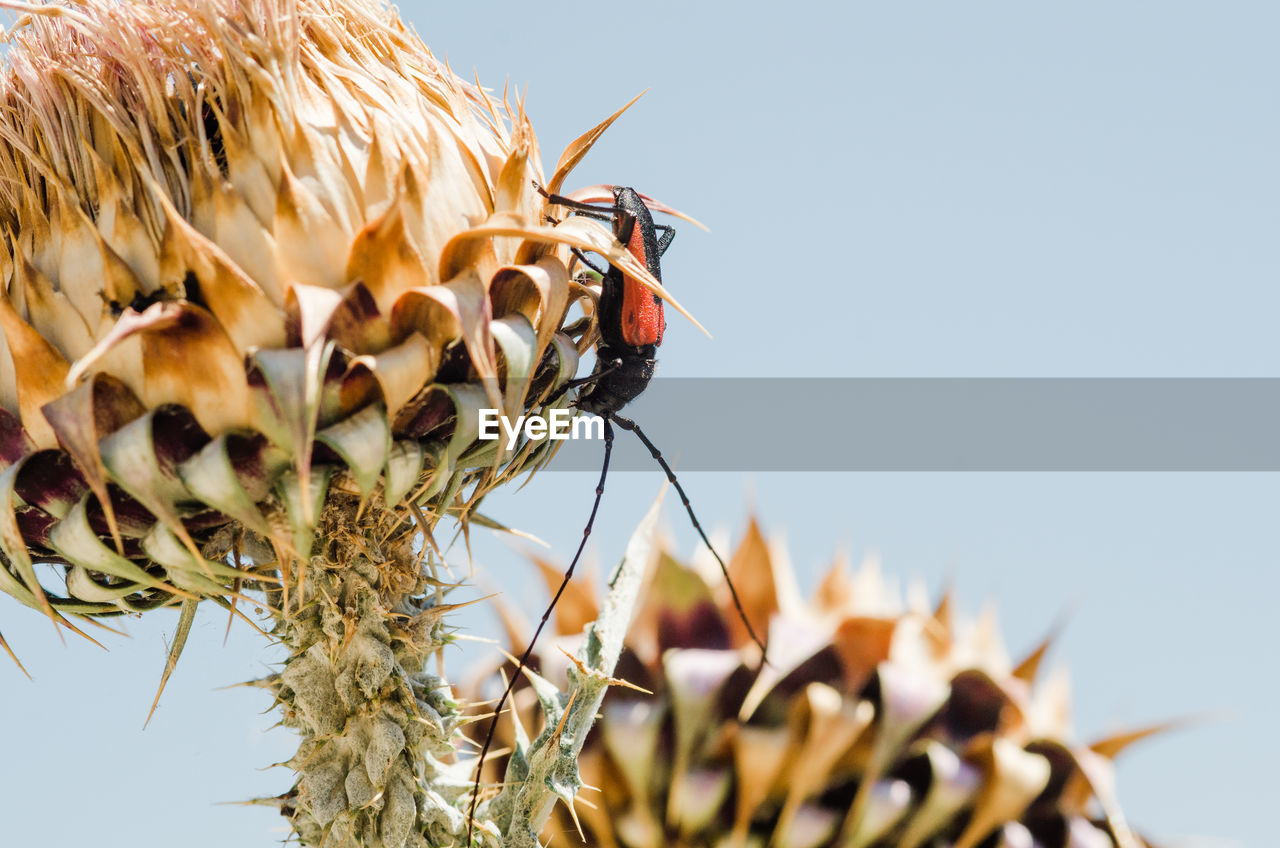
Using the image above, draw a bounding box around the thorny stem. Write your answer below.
[255,483,660,848]
[264,493,476,848]
[482,490,665,848]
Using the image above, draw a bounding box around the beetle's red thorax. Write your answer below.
[619,223,665,347]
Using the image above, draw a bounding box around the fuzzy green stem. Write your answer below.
[266,494,472,848]
[489,490,665,848]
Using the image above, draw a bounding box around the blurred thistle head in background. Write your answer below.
[477,518,1169,848]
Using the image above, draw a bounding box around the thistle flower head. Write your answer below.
[0,0,660,641]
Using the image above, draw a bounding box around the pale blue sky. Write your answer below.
[2,2,1275,846]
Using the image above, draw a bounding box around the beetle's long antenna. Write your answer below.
[536,182,616,217]
[467,419,617,841]
[611,415,769,660]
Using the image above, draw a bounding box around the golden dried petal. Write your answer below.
[40,374,145,553]
[392,271,499,409]
[532,555,598,637]
[442,212,709,336]
[51,187,143,324]
[953,739,1052,848]
[776,683,873,837]
[346,196,431,317]
[489,256,572,372]
[0,284,69,447]
[724,517,778,649]
[273,167,350,291]
[71,304,253,436]
[160,214,287,353]
[15,256,93,364]
[896,741,983,848]
[356,333,436,420]
[208,176,284,304]
[546,93,645,196]
[729,724,793,844]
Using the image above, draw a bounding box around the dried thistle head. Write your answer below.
[477,518,1167,848]
[0,0,673,649]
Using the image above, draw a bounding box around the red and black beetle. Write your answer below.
[550,185,672,415]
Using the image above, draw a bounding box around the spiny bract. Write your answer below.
[476,518,1164,848]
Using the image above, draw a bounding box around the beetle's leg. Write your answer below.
[546,206,613,226]
[542,357,623,408]
[571,209,616,223]
[570,247,609,277]
[611,414,770,659]
[654,224,676,256]
[467,417,617,840]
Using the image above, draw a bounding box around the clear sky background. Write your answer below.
[2,2,1275,846]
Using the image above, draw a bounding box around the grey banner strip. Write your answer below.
[499,379,1280,471]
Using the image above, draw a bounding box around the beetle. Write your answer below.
[552,185,670,414]
[467,185,766,837]
[531,182,764,646]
